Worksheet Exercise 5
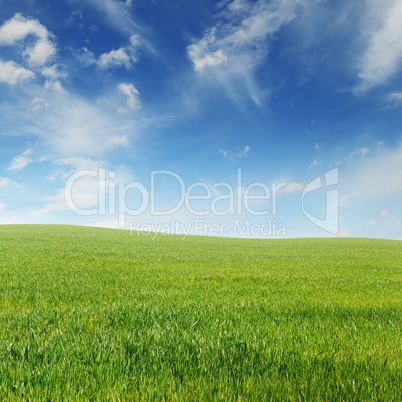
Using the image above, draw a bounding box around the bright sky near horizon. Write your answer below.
[0,0,401,239]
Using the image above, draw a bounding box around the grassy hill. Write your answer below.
[0,225,401,400]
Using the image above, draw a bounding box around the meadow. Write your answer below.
[0,225,401,400]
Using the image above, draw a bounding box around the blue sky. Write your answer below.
[0,0,401,239]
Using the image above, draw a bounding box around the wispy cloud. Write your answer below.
[385,92,402,108]
[118,83,141,113]
[7,149,34,173]
[380,209,389,219]
[7,83,142,157]
[28,98,49,113]
[357,0,402,90]
[0,177,10,188]
[334,147,370,167]
[83,0,142,38]
[106,135,130,148]
[348,147,369,159]
[219,145,251,161]
[279,182,304,195]
[187,0,306,105]
[41,65,68,80]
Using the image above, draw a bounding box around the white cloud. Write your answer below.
[308,160,320,169]
[386,92,402,108]
[12,87,144,156]
[106,136,130,148]
[98,47,134,69]
[77,35,139,70]
[0,203,5,211]
[357,0,402,90]
[0,60,34,85]
[75,47,97,66]
[187,0,303,104]
[39,100,119,154]
[129,34,140,47]
[348,147,370,159]
[118,83,141,113]
[219,145,251,161]
[44,80,65,93]
[219,149,229,159]
[7,149,34,173]
[239,145,251,158]
[280,182,304,195]
[380,209,389,219]
[55,157,105,171]
[28,98,48,113]
[24,38,56,67]
[0,177,10,188]
[41,65,68,80]
[335,147,370,167]
[65,10,84,26]
[188,30,228,72]
[0,13,48,44]
[0,13,56,67]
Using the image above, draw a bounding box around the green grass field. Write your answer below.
[0,225,401,400]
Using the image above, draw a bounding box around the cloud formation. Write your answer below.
[7,149,34,173]
[280,182,304,195]
[386,92,402,108]
[187,0,304,104]
[380,209,389,219]
[28,98,49,113]
[106,136,130,148]
[0,178,10,188]
[118,83,141,113]
[219,145,251,161]
[0,13,56,67]
[99,48,132,69]
[76,35,139,70]
[0,60,34,85]
[84,0,140,37]
[357,0,402,90]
